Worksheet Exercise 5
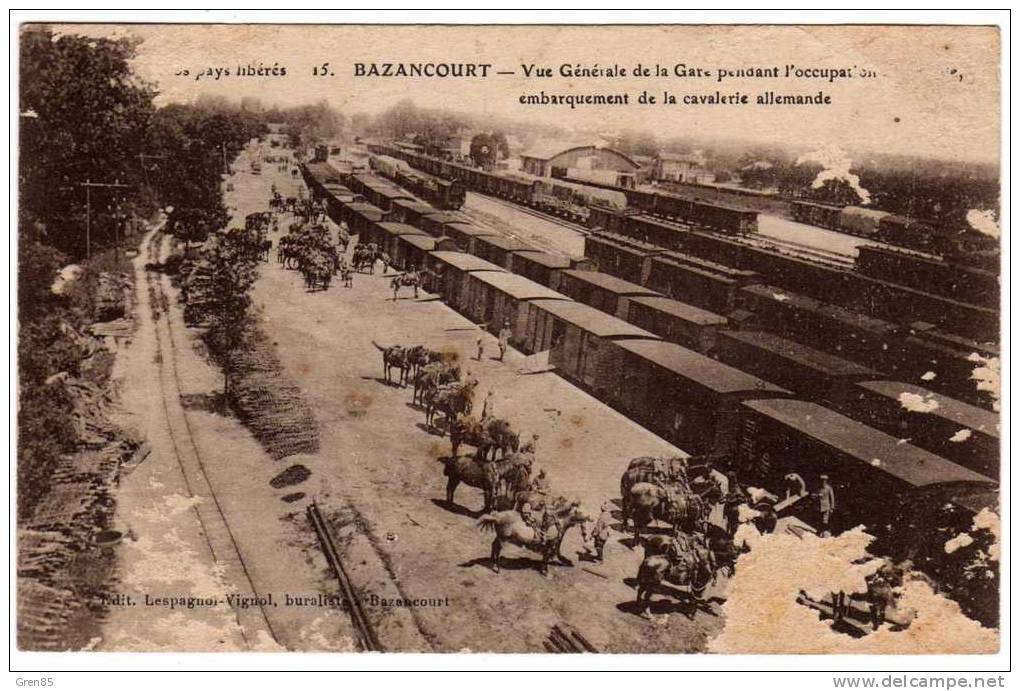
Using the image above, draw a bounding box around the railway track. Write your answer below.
[306,501,384,652]
[738,234,856,268]
[466,191,591,236]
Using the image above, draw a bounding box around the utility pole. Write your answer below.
[77,179,132,260]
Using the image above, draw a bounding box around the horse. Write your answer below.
[413,361,460,407]
[441,454,498,513]
[426,379,476,433]
[449,414,491,461]
[391,271,421,300]
[373,342,409,386]
[480,417,520,462]
[476,498,588,576]
[635,533,717,617]
[620,456,689,531]
[625,482,709,546]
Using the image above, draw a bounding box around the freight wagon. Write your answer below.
[417,212,473,237]
[645,255,741,314]
[615,339,789,458]
[789,200,843,230]
[584,231,664,285]
[838,380,1000,480]
[855,244,999,309]
[424,251,504,306]
[345,203,386,238]
[714,330,882,405]
[470,234,535,269]
[367,222,430,266]
[509,250,574,287]
[737,398,995,533]
[738,284,902,366]
[388,198,438,227]
[393,234,458,272]
[527,300,658,391]
[552,269,662,321]
[624,295,727,353]
[457,271,570,340]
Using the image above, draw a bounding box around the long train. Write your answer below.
[366,141,756,234]
[297,160,998,625]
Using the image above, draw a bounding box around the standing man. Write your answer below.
[481,388,495,419]
[721,471,747,538]
[818,474,836,536]
[498,320,512,362]
[476,333,485,361]
[590,501,614,563]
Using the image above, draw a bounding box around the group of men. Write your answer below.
[721,470,837,538]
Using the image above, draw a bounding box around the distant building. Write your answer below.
[442,131,474,160]
[653,152,714,184]
[241,96,263,112]
[265,122,288,147]
[518,139,641,187]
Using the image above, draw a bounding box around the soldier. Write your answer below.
[590,501,614,562]
[519,502,545,542]
[481,388,494,419]
[476,334,485,361]
[498,320,512,361]
[818,474,836,536]
[721,471,748,538]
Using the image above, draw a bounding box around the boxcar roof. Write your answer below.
[720,330,881,378]
[474,234,533,251]
[472,271,569,302]
[429,251,504,273]
[560,269,663,297]
[512,250,572,269]
[619,339,788,395]
[858,380,1000,438]
[422,211,469,224]
[743,399,993,488]
[629,295,728,326]
[535,300,658,340]
[401,235,439,250]
[741,284,899,335]
[347,203,385,220]
[448,223,499,238]
[393,199,436,213]
[376,222,427,236]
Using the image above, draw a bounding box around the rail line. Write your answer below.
[306,501,384,652]
[465,191,592,237]
[142,227,280,648]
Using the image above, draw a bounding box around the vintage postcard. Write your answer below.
[14,20,1003,658]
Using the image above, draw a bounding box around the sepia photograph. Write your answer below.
[10,13,1007,671]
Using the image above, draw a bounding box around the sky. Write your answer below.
[43,23,1001,163]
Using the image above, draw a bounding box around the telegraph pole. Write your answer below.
[77,179,132,260]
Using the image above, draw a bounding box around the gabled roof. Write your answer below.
[400,234,439,251]
[429,251,504,273]
[619,339,788,396]
[560,269,662,298]
[512,250,572,270]
[376,222,427,237]
[719,330,881,379]
[743,398,995,489]
[471,271,569,302]
[534,300,657,340]
[473,234,533,252]
[628,295,728,326]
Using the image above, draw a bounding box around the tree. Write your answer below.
[188,229,260,397]
[19,26,156,258]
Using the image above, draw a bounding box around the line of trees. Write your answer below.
[17,26,267,518]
